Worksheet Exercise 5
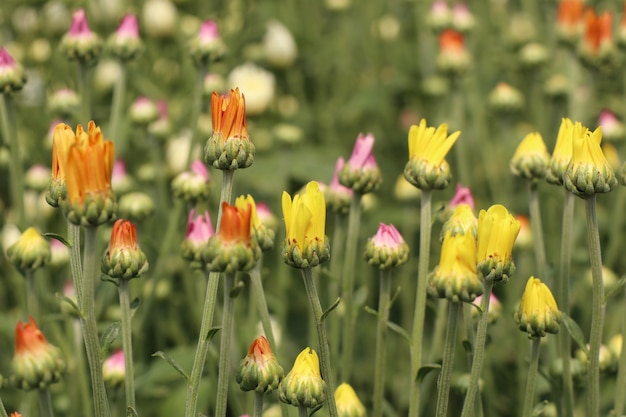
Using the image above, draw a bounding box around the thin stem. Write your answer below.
[373,269,392,417]
[451,82,470,184]
[253,392,264,417]
[301,268,338,417]
[585,195,605,417]
[185,63,207,169]
[521,339,542,417]
[527,182,547,279]
[38,389,55,417]
[329,213,346,369]
[0,396,8,417]
[108,63,127,154]
[77,62,91,124]
[339,192,362,382]
[0,95,25,229]
[460,279,494,417]
[73,319,94,417]
[118,279,136,411]
[215,273,236,417]
[81,227,111,417]
[68,223,84,306]
[435,302,461,417]
[614,286,626,415]
[409,189,432,417]
[559,190,575,417]
[26,270,39,320]
[298,405,308,417]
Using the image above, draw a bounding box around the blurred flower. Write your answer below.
[0,47,27,93]
[7,227,51,272]
[59,9,103,63]
[11,317,66,390]
[544,73,569,100]
[598,109,625,142]
[203,73,226,96]
[205,88,255,170]
[142,0,178,38]
[471,293,502,324]
[515,277,560,338]
[326,157,353,214]
[519,42,548,68]
[436,29,471,75]
[510,132,551,181]
[202,202,260,273]
[576,343,614,372]
[335,383,366,417]
[325,0,351,10]
[263,20,298,68]
[279,347,326,409]
[49,238,69,268]
[339,133,383,194]
[579,9,615,65]
[513,214,532,250]
[449,183,474,210]
[256,202,278,231]
[441,203,477,240]
[488,82,524,115]
[429,231,482,303]
[103,349,125,388]
[181,208,214,268]
[377,15,401,42]
[584,265,618,290]
[364,223,409,269]
[546,118,579,185]
[167,131,201,176]
[236,194,275,251]
[2,223,21,255]
[452,3,475,33]
[602,143,621,172]
[42,1,72,35]
[228,63,275,116]
[282,181,329,269]
[404,118,461,191]
[273,123,304,145]
[25,165,51,192]
[190,20,225,65]
[427,0,451,32]
[507,13,537,47]
[172,160,211,204]
[48,88,80,116]
[108,14,143,61]
[236,336,284,393]
[61,121,117,226]
[111,160,134,195]
[48,122,78,206]
[563,124,617,197]
[129,96,159,126]
[556,0,585,44]
[609,334,622,360]
[118,192,155,221]
[394,174,421,202]
[93,59,123,94]
[148,100,172,140]
[476,204,521,282]
[102,219,148,280]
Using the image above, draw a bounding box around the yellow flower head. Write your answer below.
[441,203,478,240]
[236,194,275,251]
[404,118,461,191]
[335,383,366,417]
[476,204,521,282]
[7,227,51,271]
[278,347,326,409]
[428,231,482,303]
[515,276,561,338]
[546,118,581,185]
[563,125,618,197]
[510,132,551,181]
[282,181,329,268]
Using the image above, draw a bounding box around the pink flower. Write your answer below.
[364,223,410,268]
[103,349,126,387]
[449,183,474,210]
[0,47,16,68]
[191,160,210,181]
[112,160,128,182]
[371,223,406,249]
[185,209,214,246]
[347,133,378,169]
[330,157,353,196]
[116,14,140,39]
[68,9,92,37]
[198,20,220,42]
[156,100,168,120]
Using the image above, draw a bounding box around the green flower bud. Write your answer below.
[515,277,561,339]
[364,223,409,270]
[7,228,51,272]
[237,336,284,394]
[279,348,326,409]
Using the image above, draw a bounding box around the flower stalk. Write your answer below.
[435,301,461,417]
[254,391,264,417]
[521,339,541,417]
[215,273,237,417]
[118,279,136,411]
[614,287,626,416]
[373,268,392,417]
[38,388,55,417]
[0,94,25,228]
[527,181,547,278]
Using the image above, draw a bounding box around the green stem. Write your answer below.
[77,62,91,124]
[585,195,605,417]
[81,227,111,417]
[435,302,461,417]
[460,279,494,417]
[329,213,346,370]
[0,396,8,417]
[118,279,136,412]
[108,63,127,154]
[215,273,236,417]
[527,182,547,279]
[0,94,25,229]
[339,192,362,382]
[521,339,542,417]
[149,133,169,218]
[301,268,338,417]
[73,319,94,417]
[68,223,84,306]
[451,82,470,184]
[373,269,392,417]
[606,189,626,268]
[298,405,308,417]
[409,189,432,417]
[26,270,39,320]
[38,389,55,417]
[559,191,575,417]
[614,286,626,416]
[185,63,207,169]
[253,391,264,417]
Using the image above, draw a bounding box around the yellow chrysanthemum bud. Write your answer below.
[510,132,551,181]
[440,203,477,240]
[476,204,521,283]
[7,227,51,272]
[547,118,578,185]
[404,119,460,191]
[335,383,366,417]
[279,347,326,409]
[237,336,284,394]
[428,231,483,303]
[563,125,617,197]
[514,277,561,339]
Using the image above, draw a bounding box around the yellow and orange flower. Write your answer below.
[46,122,85,207]
[102,219,148,280]
[236,194,275,251]
[580,8,615,63]
[556,0,585,42]
[237,336,284,393]
[437,29,471,74]
[278,347,326,409]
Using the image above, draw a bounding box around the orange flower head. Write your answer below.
[557,0,585,29]
[205,88,255,170]
[219,201,253,244]
[62,121,117,226]
[580,9,615,63]
[102,219,149,280]
[439,29,464,52]
[237,336,284,393]
[437,29,471,74]
[12,317,66,390]
[47,122,84,207]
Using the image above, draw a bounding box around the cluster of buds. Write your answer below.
[190,20,226,66]
[11,317,66,390]
[326,158,353,214]
[107,14,143,61]
[7,227,51,272]
[339,133,383,194]
[514,277,561,338]
[101,219,149,280]
[59,9,102,63]
[510,132,551,182]
[181,209,214,269]
[279,347,326,409]
[172,160,211,204]
[476,205,521,283]
[364,223,409,269]
[0,47,27,93]
[236,336,284,393]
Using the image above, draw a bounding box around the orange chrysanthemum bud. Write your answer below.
[46,122,81,207]
[237,336,284,393]
[101,219,149,280]
[556,0,585,44]
[436,29,471,75]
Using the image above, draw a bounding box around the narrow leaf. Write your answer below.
[605,275,626,301]
[230,280,245,298]
[321,297,341,322]
[55,293,82,318]
[561,313,588,356]
[152,351,191,383]
[126,407,138,417]
[386,321,411,345]
[309,404,323,417]
[364,305,378,317]
[462,339,472,354]
[42,233,71,248]
[206,327,221,342]
[389,285,401,308]
[100,322,121,359]
[130,297,140,310]
[417,363,441,383]
[101,276,119,287]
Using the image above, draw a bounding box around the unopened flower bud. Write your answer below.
[609,333,622,359]
[394,174,421,202]
[476,205,521,283]
[471,293,502,324]
[326,157,353,214]
[511,132,550,181]
[111,160,134,196]
[598,109,625,143]
[236,195,275,252]
[108,14,143,61]
[49,238,69,268]
[426,0,451,32]
[237,336,284,393]
[452,3,475,33]
[279,347,326,409]
[335,383,366,417]
[263,20,298,69]
[102,349,125,388]
[148,100,172,140]
[436,30,471,76]
[515,277,561,338]
[59,9,103,63]
[118,192,155,221]
[203,73,226,97]
[0,47,27,93]
[171,160,211,204]
[181,209,214,269]
[25,165,52,192]
[101,219,149,280]
[48,88,80,116]
[488,82,524,115]
[339,133,383,194]
[519,43,548,68]
[441,203,477,241]
[7,227,51,272]
[190,20,225,65]
[364,223,409,269]
[129,97,159,126]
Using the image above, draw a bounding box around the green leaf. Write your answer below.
[230,280,245,298]
[130,297,140,310]
[100,322,121,359]
[101,276,119,287]
[353,285,368,307]
[42,232,71,248]
[364,305,378,317]
[389,286,401,308]
[561,313,588,356]
[206,327,221,342]
[321,297,341,322]
[309,404,323,417]
[152,351,191,383]
[386,321,411,345]
[605,275,626,301]
[55,293,82,318]
[462,339,472,354]
[417,363,441,383]
[126,406,138,417]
